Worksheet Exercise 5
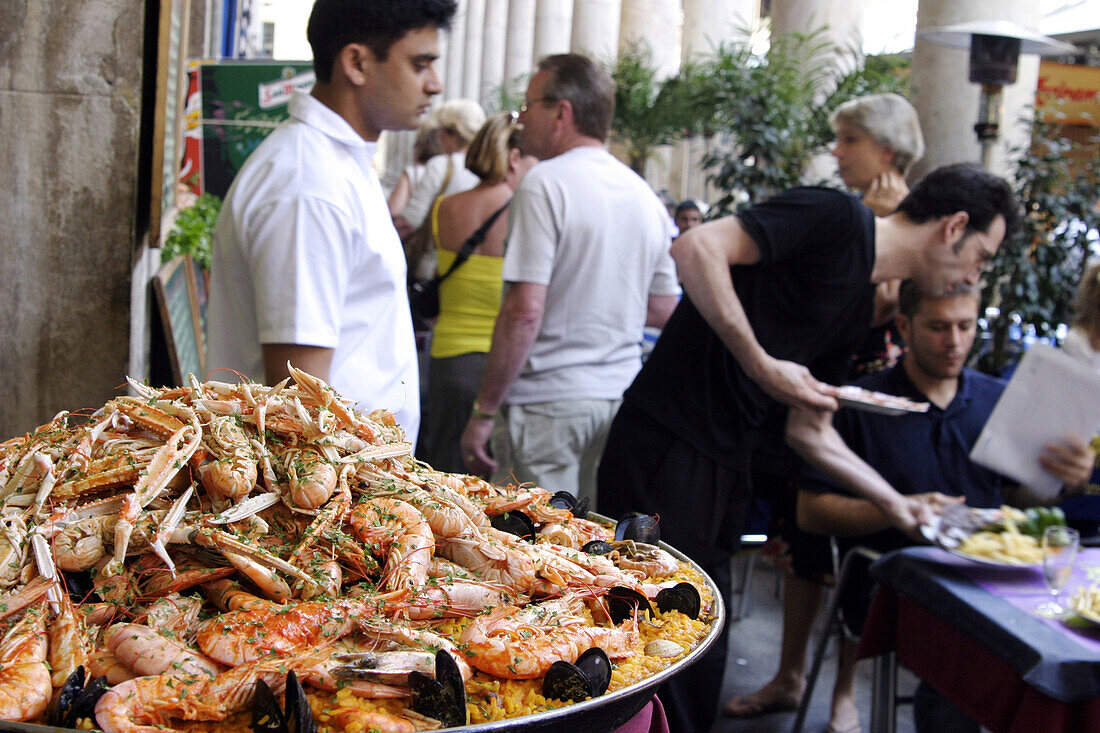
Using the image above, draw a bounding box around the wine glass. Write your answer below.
[1038,525,1080,616]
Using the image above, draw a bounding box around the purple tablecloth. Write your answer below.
[611,696,669,733]
[949,547,1100,653]
[868,546,1100,701]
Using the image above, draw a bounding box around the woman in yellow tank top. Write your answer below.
[419,112,538,473]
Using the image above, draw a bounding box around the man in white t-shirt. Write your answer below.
[206,0,458,441]
[460,53,680,505]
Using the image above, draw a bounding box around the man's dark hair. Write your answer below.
[675,200,701,217]
[896,162,1021,246]
[536,54,616,142]
[897,279,980,319]
[307,0,457,83]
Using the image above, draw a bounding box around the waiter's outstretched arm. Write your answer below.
[672,218,835,412]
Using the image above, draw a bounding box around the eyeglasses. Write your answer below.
[519,96,558,114]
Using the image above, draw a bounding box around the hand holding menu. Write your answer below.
[970,343,1100,500]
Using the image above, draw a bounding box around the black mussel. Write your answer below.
[615,512,660,544]
[548,491,591,519]
[574,647,612,696]
[62,571,99,603]
[572,496,591,519]
[251,672,315,733]
[409,671,467,728]
[548,491,575,511]
[543,660,592,702]
[604,585,654,623]
[582,539,614,556]
[655,582,702,619]
[251,679,287,733]
[284,670,315,733]
[542,647,612,702]
[434,649,467,723]
[47,665,85,726]
[490,510,536,541]
[68,675,110,727]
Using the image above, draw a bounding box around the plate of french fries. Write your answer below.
[922,505,1044,567]
[1071,585,1100,626]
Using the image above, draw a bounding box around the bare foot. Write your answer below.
[723,679,802,718]
[827,698,861,733]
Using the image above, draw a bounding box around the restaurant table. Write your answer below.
[858,546,1100,733]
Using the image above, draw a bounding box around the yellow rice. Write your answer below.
[301,564,714,731]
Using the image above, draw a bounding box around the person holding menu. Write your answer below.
[206,0,457,441]
[798,280,1095,733]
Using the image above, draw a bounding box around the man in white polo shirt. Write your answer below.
[206,0,457,441]
[459,53,680,506]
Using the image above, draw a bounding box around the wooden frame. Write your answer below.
[149,0,192,246]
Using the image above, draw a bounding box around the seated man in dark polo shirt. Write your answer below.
[798,280,1095,733]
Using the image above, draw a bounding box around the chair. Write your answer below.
[790,545,911,733]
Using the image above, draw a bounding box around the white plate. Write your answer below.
[920,507,1039,567]
[944,546,1041,568]
[1073,607,1100,627]
[819,384,930,416]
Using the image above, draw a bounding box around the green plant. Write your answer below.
[607,41,705,174]
[486,73,529,114]
[975,117,1100,375]
[693,30,907,212]
[161,193,222,270]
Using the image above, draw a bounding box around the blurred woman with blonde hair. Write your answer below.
[394,99,486,243]
[418,111,538,473]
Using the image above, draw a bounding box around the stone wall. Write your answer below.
[0,0,144,436]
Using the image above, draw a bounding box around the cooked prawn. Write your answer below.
[195,598,360,666]
[94,653,320,733]
[0,604,51,721]
[104,622,222,677]
[321,708,422,732]
[349,497,433,592]
[459,596,639,679]
[48,588,89,686]
[284,446,338,509]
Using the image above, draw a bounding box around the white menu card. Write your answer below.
[970,343,1100,500]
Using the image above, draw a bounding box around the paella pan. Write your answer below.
[0,367,721,732]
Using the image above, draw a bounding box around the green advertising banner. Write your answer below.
[185,60,314,197]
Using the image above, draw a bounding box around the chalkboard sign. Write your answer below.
[153,255,204,385]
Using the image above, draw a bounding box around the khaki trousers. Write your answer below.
[491,398,622,508]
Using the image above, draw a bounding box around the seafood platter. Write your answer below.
[0,367,722,732]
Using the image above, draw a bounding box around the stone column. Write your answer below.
[911,0,1042,179]
[571,0,621,64]
[770,0,866,79]
[619,0,682,193]
[504,0,537,94]
[533,0,573,61]
[444,0,467,100]
[463,0,487,101]
[619,0,681,79]
[771,0,867,185]
[681,0,757,62]
[678,0,759,203]
[481,0,510,107]
[1,0,144,436]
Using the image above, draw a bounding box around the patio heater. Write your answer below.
[917,19,1075,170]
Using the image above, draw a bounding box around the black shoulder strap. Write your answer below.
[436,199,511,283]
